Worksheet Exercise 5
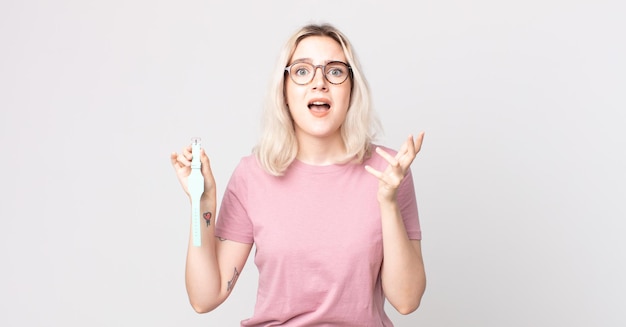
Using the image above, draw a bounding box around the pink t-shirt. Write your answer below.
[215,146,421,326]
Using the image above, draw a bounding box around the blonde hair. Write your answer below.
[254,23,382,176]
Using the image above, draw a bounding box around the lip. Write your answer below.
[308,97,332,105]
[307,97,332,118]
[309,109,330,118]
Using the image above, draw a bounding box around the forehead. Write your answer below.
[290,36,347,63]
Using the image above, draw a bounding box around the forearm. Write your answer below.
[184,192,223,312]
[380,200,426,314]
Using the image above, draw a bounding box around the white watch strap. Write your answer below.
[189,137,204,247]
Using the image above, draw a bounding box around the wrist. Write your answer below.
[377,196,398,208]
[200,191,216,204]
[187,190,215,205]
[377,189,398,205]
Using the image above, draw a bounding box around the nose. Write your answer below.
[311,66,328,90]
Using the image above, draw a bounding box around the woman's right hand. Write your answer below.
[170,145,216,200]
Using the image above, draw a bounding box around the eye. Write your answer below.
[292,63,311,77]
[326,64,347,77]
[328,68,344,77]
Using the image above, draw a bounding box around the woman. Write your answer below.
[171,23,426,326]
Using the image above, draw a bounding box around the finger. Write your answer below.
[414,131,425,153]
[183,145,193,161]
[399,134,416,161]
[391,135,419,171]
[402,132,425,160]
[366,165,403,188]
[375,147,400,167]
[177,153,191,167]
[170,152,180,168]
[200,148,213,175]
[364,165,383,179]
[395,135,411,160]
[200,148,210,164]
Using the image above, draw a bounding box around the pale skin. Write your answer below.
[365,132,427,314]
[170,147,252,313]
[171,35,426,315]
[287,36,426,314]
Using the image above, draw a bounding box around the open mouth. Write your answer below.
[308,100,331,117]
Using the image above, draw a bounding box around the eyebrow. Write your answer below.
[288,58,348,65]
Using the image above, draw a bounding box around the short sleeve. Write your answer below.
[215,159,255,244]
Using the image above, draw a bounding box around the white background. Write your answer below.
[1,0,624,326]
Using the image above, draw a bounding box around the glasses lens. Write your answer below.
[325,62,349,84]
[290,62,314,85]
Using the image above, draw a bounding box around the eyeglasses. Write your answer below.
[284,61,352,85]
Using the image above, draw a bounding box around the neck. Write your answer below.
[296,134,348,165]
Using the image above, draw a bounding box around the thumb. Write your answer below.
[200,148,213,176]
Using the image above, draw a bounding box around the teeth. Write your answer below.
[311,102,327,105]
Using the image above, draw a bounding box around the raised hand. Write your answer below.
[365,132,424,202]
[170,145,216,200]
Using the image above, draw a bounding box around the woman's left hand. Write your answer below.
[365,132,425,202]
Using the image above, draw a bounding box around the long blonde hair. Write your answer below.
[254,23,381,176]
